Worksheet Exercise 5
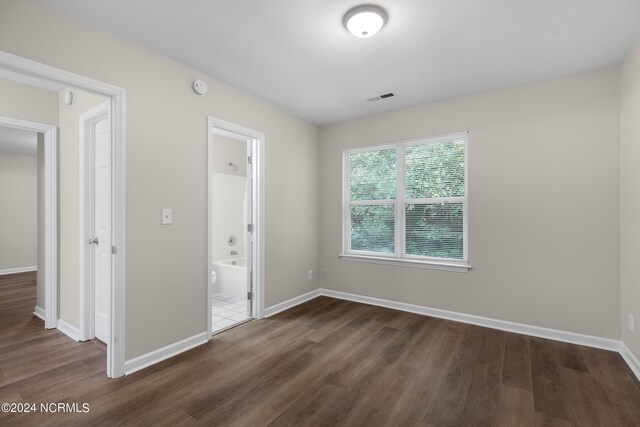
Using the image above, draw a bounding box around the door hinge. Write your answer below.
[247,224,254,233]
[247,156,253,165]
[247,291,254,301]
[111,246,117,254]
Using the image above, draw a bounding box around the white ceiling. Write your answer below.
[0,126,37,156]
[40,0,640,125]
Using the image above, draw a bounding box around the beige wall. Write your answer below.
[620,38,640,360]
[0,0,320,359]
[57,88,108,327]
[0,78,58,124]
[320,66,621,339]
[0,151,37,271]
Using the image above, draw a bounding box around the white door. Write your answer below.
[93,116,111,343]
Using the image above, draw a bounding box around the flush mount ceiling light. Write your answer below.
[344,4,388,38]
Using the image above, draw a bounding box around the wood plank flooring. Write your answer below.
[1,271,639,426]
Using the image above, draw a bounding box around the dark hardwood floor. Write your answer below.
[1,271,639,426]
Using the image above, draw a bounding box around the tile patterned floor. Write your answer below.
[212,293,251,334]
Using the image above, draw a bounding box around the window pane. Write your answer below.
[350,205,395,253]
[405,203,463,259]
[405,141,464,199]
[350,148,396,201]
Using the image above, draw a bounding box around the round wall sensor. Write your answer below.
[64,91,74,105]
[192,79,208,95]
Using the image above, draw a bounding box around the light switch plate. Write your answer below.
[161,208,172,225]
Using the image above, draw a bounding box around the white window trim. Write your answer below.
[341,132,470,272]
[339,253,471,272]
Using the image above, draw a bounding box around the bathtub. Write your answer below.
[212,258,247,299]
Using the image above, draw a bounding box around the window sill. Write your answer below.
[339,253,471,272]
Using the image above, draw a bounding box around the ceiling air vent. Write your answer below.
[367,92,396,102]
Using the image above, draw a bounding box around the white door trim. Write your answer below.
[0,50,127,378]
[207,116,265,340]
[0,116,57,329]
[79,101,111,342]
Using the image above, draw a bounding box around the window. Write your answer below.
[342,132,469,271]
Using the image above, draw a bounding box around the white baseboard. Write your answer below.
[124,331,208,375]
[0,266,37,276]
[264,288,322,317]
[261,287,639,381]
[121,289,318,376]
[320,289,620,352]
[620,342,640,381]
[57,319,81,342]
[114,287,639,382]
[33,306,45,321]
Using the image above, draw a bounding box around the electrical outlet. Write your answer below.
[323,268,328,278]
[308,270,313,281]
[629,314,635,333]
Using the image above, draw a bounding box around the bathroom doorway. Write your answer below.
[207,117,264,338]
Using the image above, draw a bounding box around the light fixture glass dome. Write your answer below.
[344,5,388,38]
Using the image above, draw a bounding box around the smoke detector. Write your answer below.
[192,79,208,95]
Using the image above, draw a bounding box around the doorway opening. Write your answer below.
[0,127,39,283]
[0,51,126,377]
[0,117,57,329]
[207,117,264,339]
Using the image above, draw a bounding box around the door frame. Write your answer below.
[79,101,111,343]
[0,116,57,329]
[0,50,127,378]
[207,116,265,340]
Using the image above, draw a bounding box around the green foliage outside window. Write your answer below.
[349,148,396,200]
[350,205,395,253]
[405,203,463,259]
[348,141,465,259]
[349,148,396,254]
[404,142,464,199]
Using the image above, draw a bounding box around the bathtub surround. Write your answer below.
[211,134,248,177]
[211,173,247,261]
[210,132,249,264]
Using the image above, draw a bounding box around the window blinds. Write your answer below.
[346,135,467,262]
[404,140,465,259]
